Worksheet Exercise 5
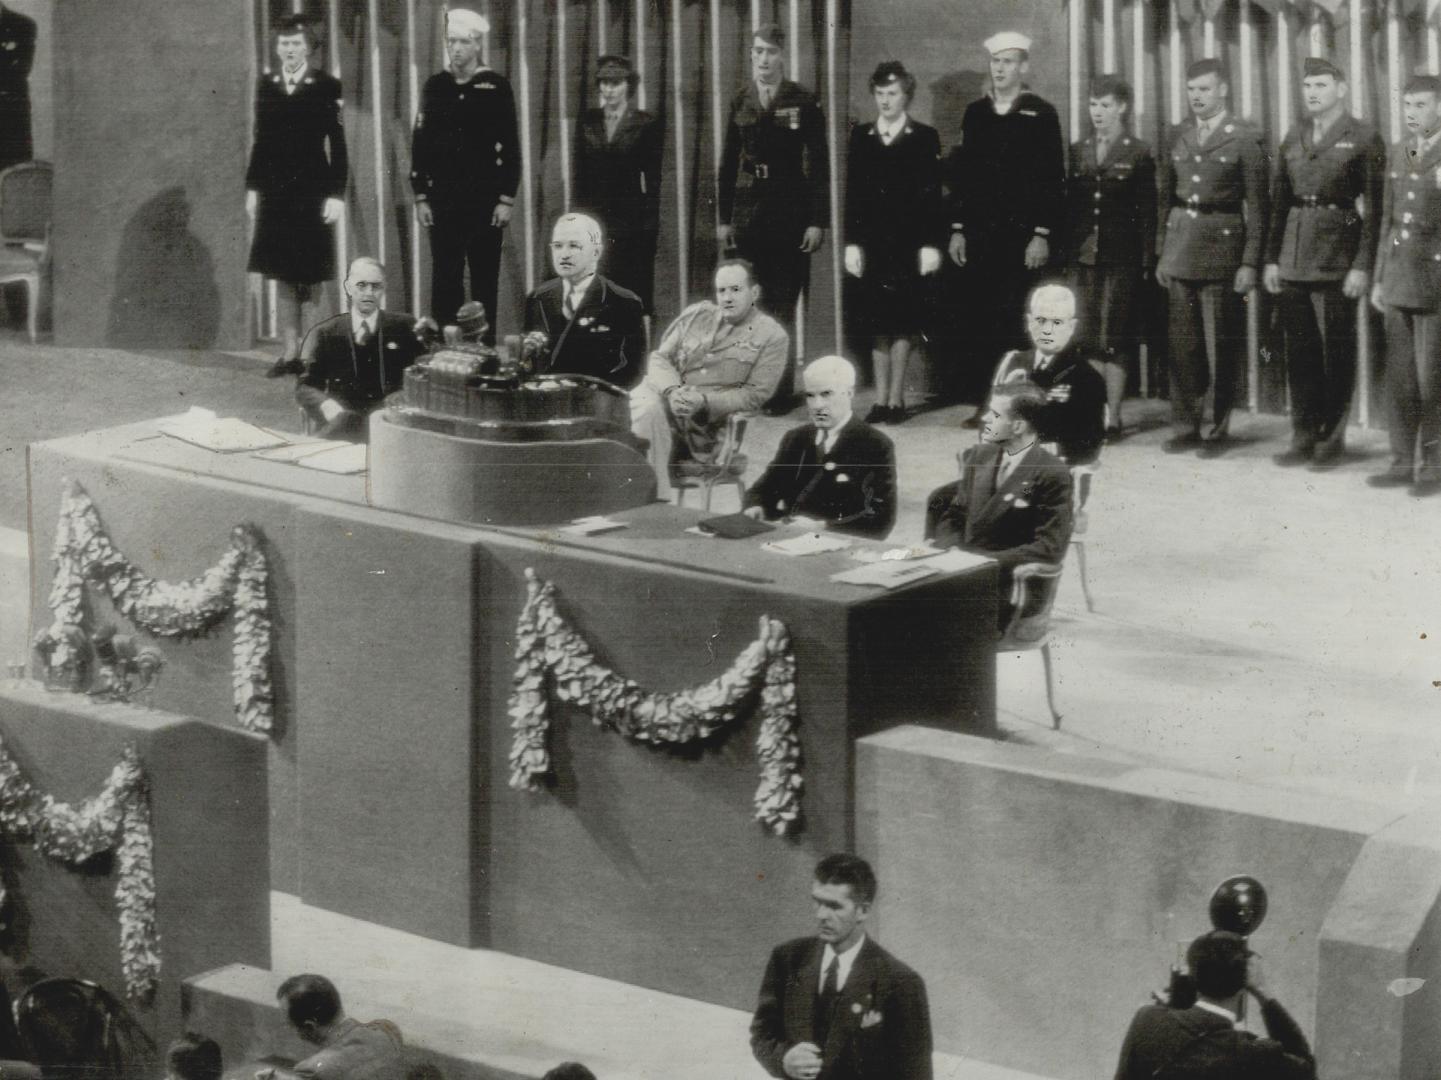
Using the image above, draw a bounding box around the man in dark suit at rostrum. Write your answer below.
[1113,931,1316,1080]
[524,213,646,388]
[410,8,519,342]
[1263,58,1386,469]
[571,54,664,315]
[0,3,34,173]
[1156,58,1269,457]
[750,853,931,1080]
[943,30,1065,419]
[744,355,897,539]
[1368,74,1441,496]
[925,381,1074,626]
[295,257,426,441]
[991,283,1107,466]
[717,22,829,414]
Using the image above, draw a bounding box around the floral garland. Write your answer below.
[39,480,274,734]
[508,568,803,834]
[0,737,159,1001]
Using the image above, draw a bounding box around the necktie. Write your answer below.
[1197,121,1210,146]
[563,292,576,320]
[605,110,621,140]
[759,85,773,110]
[355,321,372,347]
[1095,136,1108,163]
[814,956,840,1047]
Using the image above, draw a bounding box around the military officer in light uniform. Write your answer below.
[630,259,789,497]
[1263,58,1385,469]
[1156,59,1268,456]
[1368,74,1441,496]
[716,22,829,415]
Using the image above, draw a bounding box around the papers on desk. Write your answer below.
[761,532,853,557]
[252,440,368,474]
[830,547,993,589]
[157,408,290,453]
[560,515,629,536]
[849,545,946,563]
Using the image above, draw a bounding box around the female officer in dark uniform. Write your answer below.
[1065,74,1154,437]
[246,16,348,376]
[844,61,944,424]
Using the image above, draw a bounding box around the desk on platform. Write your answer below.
[29,419,996,1012]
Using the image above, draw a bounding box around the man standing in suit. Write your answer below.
[295,257,426,440]
[0,3,34,172]
[524,213,646,387]
[1368,74,1441,496]
[1113,931,1315,1080]
[991,284,1107,466]
[411,8,519,341]
[571,55,664,314]
[717,22,829,414]
[1264,58,1385,469]
[750,853,931,1080]
[745,355,897,539]
[1156,59,1268,456]
[925,382,1073,625]
[944,31,1065,418]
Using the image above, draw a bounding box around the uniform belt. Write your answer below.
[1171,199,1242,214]
[1290,197,1346,209]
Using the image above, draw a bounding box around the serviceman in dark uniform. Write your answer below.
[571,55,664,314]
[0,3,35,172]
[1263,58,1385,470]
[717,22,829,414]
[1368,74,1441,496]
[410,8,519,343]
[944,31,1065,422]
[1156,58,1268,456]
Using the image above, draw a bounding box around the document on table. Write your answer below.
[761,532,853,557]
[157,407,291,452]
[829,561,942,589]
[560,516,630,536]
[290,442,368,474]
[252,440,350,464]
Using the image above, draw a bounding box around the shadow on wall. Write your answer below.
[930,70,988,145]
[105,187,221,349]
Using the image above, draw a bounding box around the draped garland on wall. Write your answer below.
[36,480,275,735]
[508,569,804,835]
[0,737,159,1002]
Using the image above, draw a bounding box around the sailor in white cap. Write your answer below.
[446,7,489,37]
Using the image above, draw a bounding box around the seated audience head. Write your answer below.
[1300,58,1346,116]
[869,61,915,119]
[541,1066,598,1080]
[984,32,1031,92]
[1088,74,1132,132]
[550,214,603,285]
[752,23,785,83]
[812,854,876,953]
[166,1034,222,1080]
[1186,930,1252,1004]
[981,382,1047,450]
[345,257,386,317]
[595,55,638,107]
[276,974,344,1044]
[802,356,856,432]
[1402,74,1441,135]
[272,16,318,71]
[1185,58,1229,119]
[713,259,760,324]
[1026,284,1079,356]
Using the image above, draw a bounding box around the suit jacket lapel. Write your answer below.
[820,938,881,1066]
[788,943,824,1044]
[974,443,1036,532]
[546,285,576,369]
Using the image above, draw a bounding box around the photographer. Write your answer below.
[1113,931,1315,1080]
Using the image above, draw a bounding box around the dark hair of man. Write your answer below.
[1404,73,1441,97]
[869,61,916,103]
[272,15,320,52]
[1186,58,1227,83]
[1187,933,1250,1000]
[1089,74,1133,110]
[167,1034,222,1080]
[754,22,786,50]
[276,974,342,1029]
[541,1065,598,1080]
[715,257,757,287]
[991,381,1049,430]
[814,853,877,906]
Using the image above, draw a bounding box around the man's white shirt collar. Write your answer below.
[564,274,596,311]
[819,934,865,991]
[1197,110,1227,137]
[282,64,306,92]
[1194,1000,1240,1027]
[815,413,852,454]
[350,309,376,338]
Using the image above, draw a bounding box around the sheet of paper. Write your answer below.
[291,442,369,474]
[829,561,943,589]
[761,532,853,557]
[850,545,947,564]
[251,439,350,464]
[920,548,995,574]
[157,408,292,453]
[560,517,629,536]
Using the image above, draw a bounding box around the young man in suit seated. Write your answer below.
[925,381,1074,625]
[750,853,932,1080]
[990,283,1107,465]
[630,258,788,498]
[744,355,897,539]
[524,212,646,388]
[295,256,427,441]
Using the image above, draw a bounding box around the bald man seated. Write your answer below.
[744,355,897,539]
[991,283,1107,466]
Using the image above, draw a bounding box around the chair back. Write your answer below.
[16,977,155,1080]
[0,162,52,245]
[712,412,750,471]
[999,562,1063,648]
[1069,462,1097,533]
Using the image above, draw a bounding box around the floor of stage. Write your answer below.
[3,332,1435,813]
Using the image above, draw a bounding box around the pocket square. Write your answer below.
[860,1009,884,1029]
[1013,497,1031,509]
[835,473,850,483]
[385,341,398,350]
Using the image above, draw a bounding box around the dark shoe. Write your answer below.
[1162,433,1204,454]
[1103,424,1124,444]
[960,409,983,430]
[1196,437,1233,459]
[266,356,304,379]
[863,404,889,424]
[1273,446,1313,467]
[1367,469,1413,489]
[1411,478,1441,498]
[888,405,908,425]
[1308,443,1344,470]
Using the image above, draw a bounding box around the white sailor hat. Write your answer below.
[447,8,490,36]
[983,31,1032,56]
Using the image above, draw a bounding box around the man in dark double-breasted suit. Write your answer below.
[0,3,35,172]
[524,213,646,388]
[571,55,664,313]
[1156,59,1268,455]
[1368,74,1441,496]
[745,356,897,539]
[750,854,932,1080]
[717,22,830,413]
[1264,58,1386,468]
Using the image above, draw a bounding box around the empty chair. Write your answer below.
[672,411,751,512]
[0,160,51,342]
[997,561,1065,729]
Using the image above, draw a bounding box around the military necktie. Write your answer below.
[355,321,373,347]
[1095,135,1109,163]
[759,85,773,110]
[814,955,840,1047]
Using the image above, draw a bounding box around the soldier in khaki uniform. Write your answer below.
[1369,74,1441,496]
[1263,58,1385,469]
[1156,59,1269,456]
[630,259,788,497]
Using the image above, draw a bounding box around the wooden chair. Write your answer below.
[0,161,52,343]
[1068,462,1097,612]
[997,561,1064,729]
[672,411,751,511]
